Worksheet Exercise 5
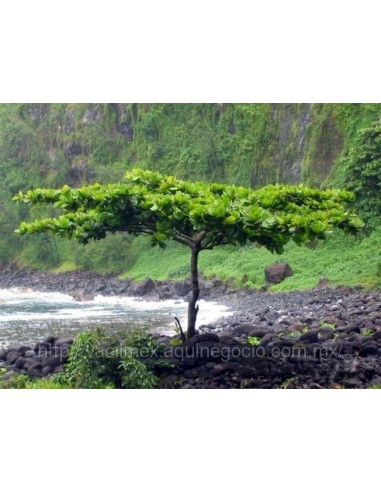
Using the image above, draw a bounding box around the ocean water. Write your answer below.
[0,288,231,347]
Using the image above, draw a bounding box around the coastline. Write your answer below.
[0,267,230,303]
[1,268,381,388]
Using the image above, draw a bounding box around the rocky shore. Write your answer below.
[0,268,228,301]
[0,336,72,381]
[162,286,381,388]
[1,268,381,388]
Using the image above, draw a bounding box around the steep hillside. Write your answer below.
[2,103,380,190]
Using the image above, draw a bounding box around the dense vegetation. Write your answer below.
[0,103,381,289]
[339,119,381,230]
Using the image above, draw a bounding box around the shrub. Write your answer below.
[119,357,158,389]
[58,327,162,389]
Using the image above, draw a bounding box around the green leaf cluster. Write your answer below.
[14,168,363,254]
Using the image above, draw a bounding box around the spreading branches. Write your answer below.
[14,168,363,251]
[14,168,364,337]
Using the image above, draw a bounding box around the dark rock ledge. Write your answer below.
[0,268,230,302]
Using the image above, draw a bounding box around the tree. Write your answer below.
[14,168,363,338]
[340,119,381,229]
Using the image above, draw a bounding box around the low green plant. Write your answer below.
[52,260,77,273]
[281,376,299,389]
[119,357,158,389]
[331,383,345,389]
[363,328,375,336]
[57,327,162,389]
[287,327,308,338]
[320,321,336,330]
[288,331,300,338]
[24,377,73,389]
[167,265,190,278]
[155,359,176,369]
[62,330,108,388]
[0,372,76,389]
[170,338,183,347]
[0,366,74,389]
[0,374,30,389]
[288,327,309,338]
[247,336,261,346]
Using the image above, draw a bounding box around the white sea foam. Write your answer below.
[0,288,232,344]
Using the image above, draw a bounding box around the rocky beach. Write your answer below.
[1,269,381,388]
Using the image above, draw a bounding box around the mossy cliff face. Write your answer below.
[2,103,380,189]
[0,103,380,269]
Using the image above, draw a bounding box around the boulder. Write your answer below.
[43,336,56,345]
[42,366,53,377]
[34,341,51,353]
[15,356,27,369]
[359,344,379,357]
[264,263,293,284]
[26,363,43,378]
[16,345,32,356]
[0,347,7,360]
[43,356,64,369]
[233,324,257,336]
[7,346,22,353]
[299,330,319,343]
[114,284,129,295]
[135,278,155,296]
[160,374,180,389]
[6,350,20,365]
[24,350,37,358]
[211,362,239,375]
[317,277,330,288]
[144,292,161,302]
[241,274,249,284]
[187,333,220,344]
[172,280,191,297]
[23,358,40,370]
[156,336,172,348]
[55,337,74,347]
[71,292,94,302]
[248,329,267,339]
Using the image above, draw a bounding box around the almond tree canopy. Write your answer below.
[14,168,363,337]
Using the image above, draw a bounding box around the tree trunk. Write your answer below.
[187,246,200,338]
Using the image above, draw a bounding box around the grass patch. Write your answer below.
[52,261,77,273]
[0,373,73,389]
[120,228,381,291]
[119,236,192,281]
